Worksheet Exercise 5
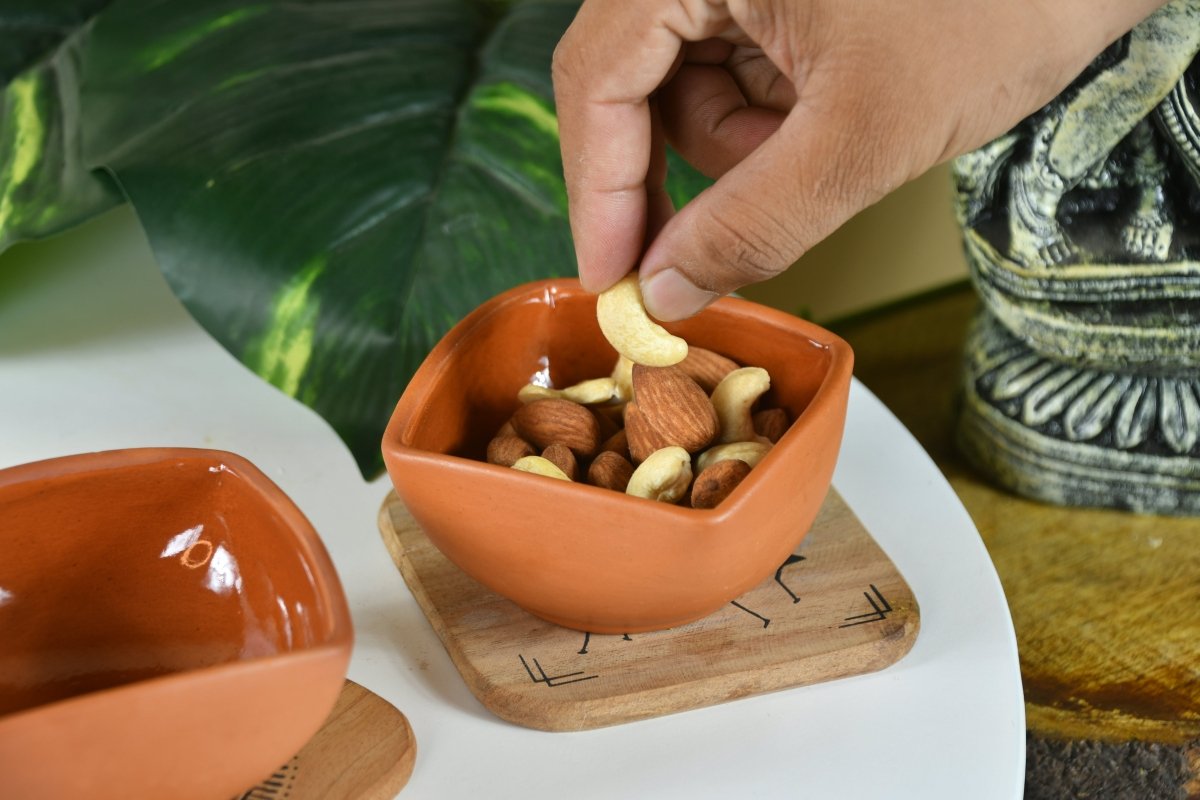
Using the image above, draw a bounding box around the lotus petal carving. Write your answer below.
[1063,374,1127,442]
[971,315,1200,457]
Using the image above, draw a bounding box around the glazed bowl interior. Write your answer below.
[394,283,834,463]
[0,449,348,717]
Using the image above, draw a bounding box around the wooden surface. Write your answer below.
[377,489,919,732]
[831,284,1200,797]
[234,680,416,800]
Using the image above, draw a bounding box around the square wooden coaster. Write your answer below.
[377,489,918,731]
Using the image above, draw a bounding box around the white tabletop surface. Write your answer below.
[0,209,1024,799]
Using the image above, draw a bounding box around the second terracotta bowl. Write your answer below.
[0,448,353,800]
[383,279,853,633]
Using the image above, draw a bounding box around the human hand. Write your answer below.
[552,0,1167,319]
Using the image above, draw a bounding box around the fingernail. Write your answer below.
[641,269,718,321]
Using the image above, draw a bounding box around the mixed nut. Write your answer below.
[484,274,790,509]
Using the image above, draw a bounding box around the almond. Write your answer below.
[541,443,578,481]
[678,347,740,393]
[591,404,622,441]
[495,418,517,438]
[599,428,630,460]
[622,405,663,464]
[753,407,790,443]
[689,458,752,509]
[587,450,634,492]
[511,398,601,457]
[624,365,718,463]
[486,435,534,467]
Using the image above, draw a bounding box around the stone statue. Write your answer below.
[953,0,1200,514]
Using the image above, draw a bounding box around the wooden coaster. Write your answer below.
[378,489,918,732]
[234,680,416,799]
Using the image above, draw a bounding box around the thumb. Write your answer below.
[638,103,905,320]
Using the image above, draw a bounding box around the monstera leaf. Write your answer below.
[1,0,710,475]
[0,1,121,248]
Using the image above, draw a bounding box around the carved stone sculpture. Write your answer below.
[953,0,1200,514]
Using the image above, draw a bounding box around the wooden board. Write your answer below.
[830,284,1200,796]
[235,680,416,800]
[377,489,919,732]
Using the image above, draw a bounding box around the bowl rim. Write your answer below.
[0,446,354,720]
[382,277,854,522]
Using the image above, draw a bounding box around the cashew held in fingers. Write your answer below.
[596,274,688,367]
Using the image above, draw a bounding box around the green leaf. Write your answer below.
[75,0,710,477]
[0,1,122,250]
[0,1,112,82]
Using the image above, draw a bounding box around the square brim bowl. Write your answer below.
[383,278,853,633]
[0,448,352,800]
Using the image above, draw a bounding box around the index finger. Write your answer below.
[552,0,731,292]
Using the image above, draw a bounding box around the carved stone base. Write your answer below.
[953,3,1200,514]
[958,309,1200,515]
[962,228,1200,371]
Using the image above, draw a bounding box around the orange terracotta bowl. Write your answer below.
[0,448,352,800]
[383,278,853,634]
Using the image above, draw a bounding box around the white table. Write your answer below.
[0,209,1024,799]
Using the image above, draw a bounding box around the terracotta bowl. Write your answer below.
[0,448,353,800]
[383,278,853,634]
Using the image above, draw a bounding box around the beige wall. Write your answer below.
[739,163,968,322]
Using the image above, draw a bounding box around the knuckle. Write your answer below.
[825,139,887,205]
[699,202,798,287]
[550,36,579,90]
[550,44,568,84]
[824,104,910,204]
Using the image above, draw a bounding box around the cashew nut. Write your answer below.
[609,355,635,403]
[596,274,688,367]
[711,366,771,443]
[518,377,619,406]
[696,441,772,472]
[625,446,692,503]
[511,455,571,481]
